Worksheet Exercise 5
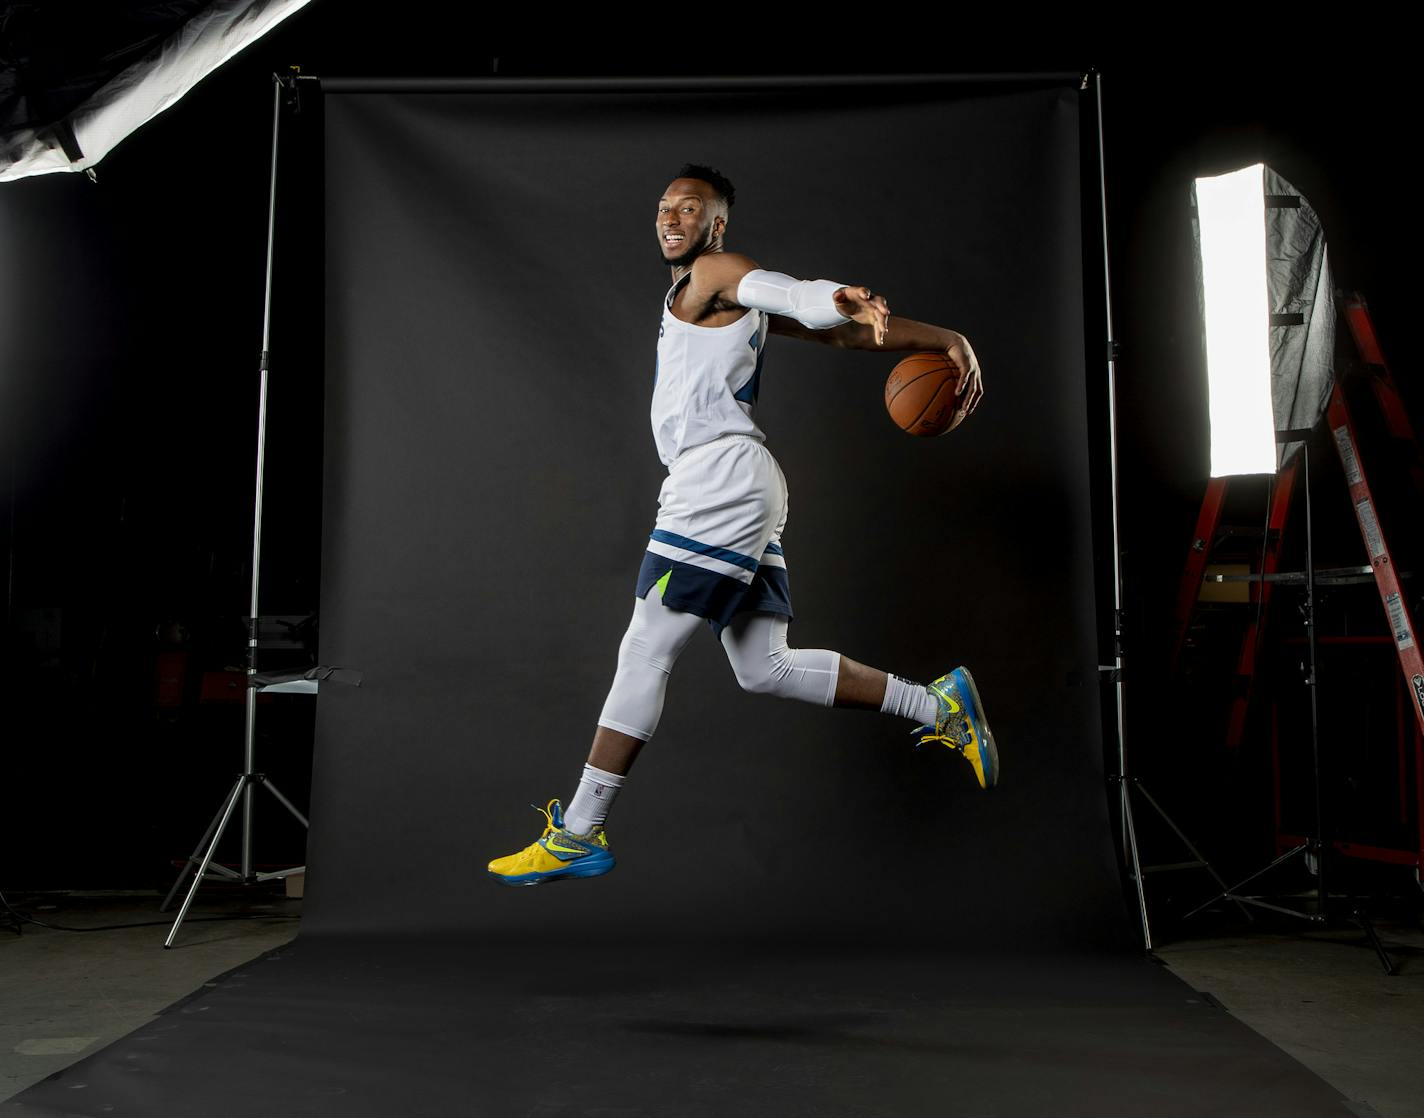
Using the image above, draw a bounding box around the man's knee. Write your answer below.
[619,625,676,675]
[722,613,786,695]
[618,595,698,675]
[730,657,780,696]
[728,645,798,696]
[722,612,839,708]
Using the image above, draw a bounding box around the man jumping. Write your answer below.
[488,164,995,885]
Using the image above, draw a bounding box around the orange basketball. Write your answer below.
[885,352,963,437]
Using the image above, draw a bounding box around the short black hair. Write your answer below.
[677,163,735,209]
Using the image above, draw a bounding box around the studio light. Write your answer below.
[1192,164,1277,476]
[1190,163,1336,478]
[1179,163,1400,961]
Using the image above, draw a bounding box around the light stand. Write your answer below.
[1184,430,1396,973]
[160,73,309,947]
[1087,71,1240,952]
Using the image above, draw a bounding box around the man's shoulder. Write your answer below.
[690,251,759,285]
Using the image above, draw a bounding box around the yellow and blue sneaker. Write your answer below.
[914,667,999,789]
[487,799,615,886]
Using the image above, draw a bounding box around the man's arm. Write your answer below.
[688,254,891,342]
[690,254,980,416]
[769,309,984,419]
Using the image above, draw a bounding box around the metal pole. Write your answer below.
[1094,73,1128,814]
[1089,71,1152,947]
[241,74,283,880]
[318,73,1081,95]
[1302,444,1327,911]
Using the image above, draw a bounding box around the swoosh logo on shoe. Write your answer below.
[544,837,589,856]
[933,688,962,715]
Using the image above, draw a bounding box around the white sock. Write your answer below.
[881,674,937,726]
[563,764,626,836]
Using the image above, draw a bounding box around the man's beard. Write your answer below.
[659,226,713,269]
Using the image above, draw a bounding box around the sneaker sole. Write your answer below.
[955,667,999,788]
[488,855,616,887]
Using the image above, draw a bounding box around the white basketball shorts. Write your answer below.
[634,434,794,635]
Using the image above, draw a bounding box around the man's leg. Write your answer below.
[587,726,646,778]
[718,611,926,715]
[719,611,998,786]
[562,590,703,833]
[830,658,891,709]
[488,592,702,884]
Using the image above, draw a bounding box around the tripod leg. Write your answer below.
[160,785,241,912]
[1134,781,1254,925]
[1352,909,1398,976]
[250,778,309,884]
[1184,843,1308,921]
[1120,778,1153,951]
[164,775,245,949]
[258,777,309,828]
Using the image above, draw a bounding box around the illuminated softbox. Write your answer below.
[1191,164,1335,476]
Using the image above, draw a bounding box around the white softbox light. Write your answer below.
[0,0,310,183]
[1191,163,1336,476]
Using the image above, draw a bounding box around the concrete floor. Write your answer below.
[1156,918,1424,1118]
[2,893,1421,1115]
[0,890,302,1104]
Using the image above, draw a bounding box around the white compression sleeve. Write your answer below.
[735,269,852,330]
[596,593,703,741]
[719,612,840,707]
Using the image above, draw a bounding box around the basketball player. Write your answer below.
[489,165,993,885]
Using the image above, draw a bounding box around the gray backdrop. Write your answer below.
[312,81,1129,948]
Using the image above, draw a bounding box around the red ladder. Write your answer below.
[1169,462,1298,746]
[1171,293,1424,874]
[1331,295,1424,745]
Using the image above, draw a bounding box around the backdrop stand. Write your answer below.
[1088,71,1239,953]
[160,72,309,948]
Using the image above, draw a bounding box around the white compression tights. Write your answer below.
[596,594,842,741]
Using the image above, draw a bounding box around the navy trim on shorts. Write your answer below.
[648,529,760,573]
[636,552,794,637]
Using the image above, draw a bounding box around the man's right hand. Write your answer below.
[833,286,891,345]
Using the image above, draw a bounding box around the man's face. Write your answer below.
[656,178,725,267]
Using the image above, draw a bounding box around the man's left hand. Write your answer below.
[947,334,983,423]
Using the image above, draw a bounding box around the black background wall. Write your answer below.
[3,13,1419,931]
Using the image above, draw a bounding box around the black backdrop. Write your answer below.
[310,79,1129,947]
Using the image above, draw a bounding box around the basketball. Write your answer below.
[884,352,963,437]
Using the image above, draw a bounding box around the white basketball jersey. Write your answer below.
[650,274,770,466]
